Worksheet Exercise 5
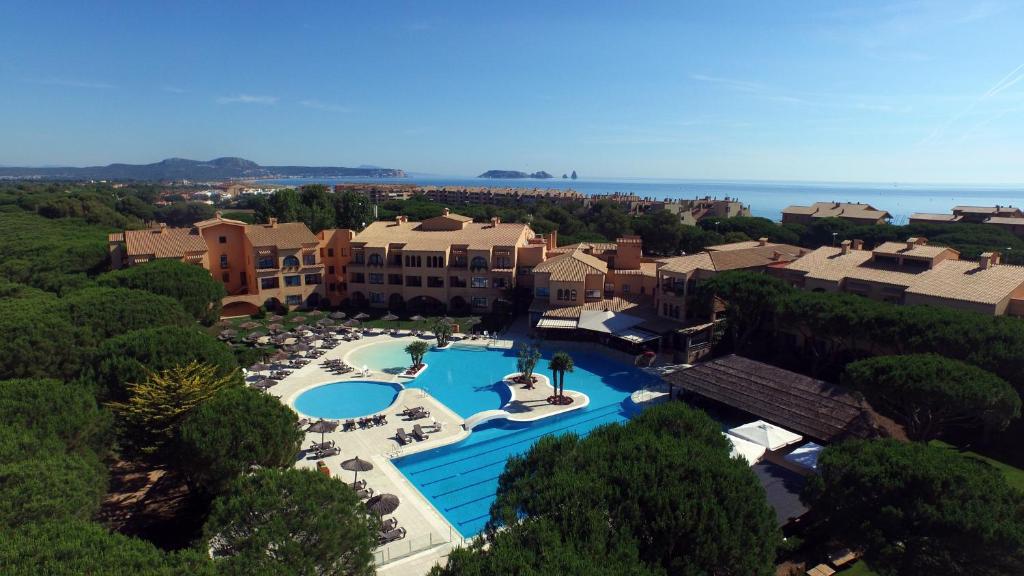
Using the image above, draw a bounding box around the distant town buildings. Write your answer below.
[781,202,891,226]
[909,205,1024,238]
[332,184,585,206]
[648,196,751,225]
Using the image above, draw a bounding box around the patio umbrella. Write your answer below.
[307,420,339,444]
[248,362,269,375]
[382,312,399,330]
[340,456,374,483]
[218,329,237,340]
[344,319,361,327]
[354,312,370,321]
[365,493,400,517]
[239,321,261,329]
[317,317,335,326]
[330,311,347,320]
[267,323,284,332]
[409,314,426,322]
[727,420,803,451]
[270,350,290,362]
[245,331,262,342]
[268,314,283,322]
[252,379,276,390]
[291,315,307,323]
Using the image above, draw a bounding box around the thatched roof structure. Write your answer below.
[664,355,875,442]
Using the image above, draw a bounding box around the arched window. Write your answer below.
[556,289,564,300]
[283,255,300,267]
[368,253,383,266]
[569,290,577,301]
[471,256,488,270]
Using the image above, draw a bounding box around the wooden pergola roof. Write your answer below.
[664,355,873,442]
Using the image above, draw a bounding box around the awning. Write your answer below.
[724,433,767,465]
[536,318,577,329]
[615,327,660,344]
[577,310,643,334]
[256,248,273,256]
[784,442,824,471]
[728,420,803,451]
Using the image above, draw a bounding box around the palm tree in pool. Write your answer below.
[404,340,429,371]
[547,351,575,405]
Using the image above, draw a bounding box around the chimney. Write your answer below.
[758,237,769,246]
[840,239,852,255]
[158,222,167,233]
[852,239,864,250]
[214,210,223,219]
[547,229,558,251]
[490,216,501,226]
[268,217,278,228]
[980,252,999,269]
[442,208,450,216]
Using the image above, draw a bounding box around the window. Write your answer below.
[369,273,384,284]
[686,278,697,294]
[284,275,301,287]
[260,277,279,289]
[405,276,422,287]
[471,276,488,288]
[471,256,488,270]
[368,253,383,266]
[450,276,467,288]
[586,289,601,299]
[622,284,631,294]
[257,257,276,269]
[353,252,365,264]
[517,266,533,276]
[472,296,488,308]
[221,272,230,283]
[570,289,577,301]
[369,292,384,304]
[495,256,511,269]
[556,289,564,300]
[218,236,227,244]
[404,255,422,267]
[427,276,444,288]
[283,255,300,267]
[286,295,302,306]
[536,287,549,298]
[220,254,229,269]
[352,272,365,283]
[329,283,337,292]
[388,274,403,285]
[305,274,322,285]
[492,277,508,289]
[327,248,335,257]
[328,266,335,275]
[303,253,316,266]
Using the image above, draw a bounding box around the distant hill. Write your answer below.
[478,170,554,179]
[0,157,406,181]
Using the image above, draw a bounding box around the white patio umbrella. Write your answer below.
[722,433,766,465]
[784,442,824,471]
[727,420,803,451]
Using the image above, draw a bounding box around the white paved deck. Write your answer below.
[262,332,588,574]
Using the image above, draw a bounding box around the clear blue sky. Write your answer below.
[2,1,1023,183]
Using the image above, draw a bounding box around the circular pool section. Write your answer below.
[293,381,402,419]
[347,340,429,375]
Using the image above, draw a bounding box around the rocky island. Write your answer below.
[478,170,554,179]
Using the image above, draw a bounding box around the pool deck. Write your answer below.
[263,332,597,574]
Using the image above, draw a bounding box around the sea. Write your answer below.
[265,176,1024,224]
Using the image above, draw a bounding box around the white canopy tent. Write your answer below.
[727,420,803,451]
[536,318,577,329]
[784,442,824,471]
[577,310,644,334]
[723,433,767,465]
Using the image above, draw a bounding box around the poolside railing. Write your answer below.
[373,527,478,565]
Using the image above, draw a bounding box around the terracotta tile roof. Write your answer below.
[785,246,1024,304]
[658,242,804,275]
[551,242,619,256]
[352,220,532,250]
[244,222,319,249]
[783,202,890,220]
[194,215,248,228]
[124,227,207,259]
[953,205,1022,215]
[985,217,1024,225]
[535,296,644,318]
[108,232,124,242]
[910,213,963,222]
[532,249,608,282]
[612,262,658,277]
[706,240,767,251]
[873,241,954,259]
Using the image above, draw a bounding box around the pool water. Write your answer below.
[293,380,403,419]
[392,346,658,536]
[347,340,416,375]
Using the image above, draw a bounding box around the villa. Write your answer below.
[773,237,1024,316]
[910,204,1023,229]
[781,201,891,226]
[648,195,751,225]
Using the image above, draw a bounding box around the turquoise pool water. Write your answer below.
[347,339,423,375]
[393,345,658,536]
[294,380,403,419]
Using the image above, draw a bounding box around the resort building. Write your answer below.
[649,196,751,225]
[344,209,546,315]
[910,204,1023,226]
[333,183,585,206]
[110,214,345,316]
[781,202,891,226]
[774,237,1024,316]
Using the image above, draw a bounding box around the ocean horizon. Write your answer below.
[266,176,1024,224]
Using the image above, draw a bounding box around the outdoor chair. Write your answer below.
[396,428,411,445]
[412,424,430,441]
[378,527,406,544]
[343,419,357,431]
[380,518,398,533]
[356,487,374,500]
[351,479,367,491]
[313,446,340,459]
[407,408,430,421]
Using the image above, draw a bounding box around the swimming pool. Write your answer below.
[294,380,403,419]
[347,339,423,375]
[392,346,658,536]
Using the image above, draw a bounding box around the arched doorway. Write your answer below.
[408,295,444,315]
[350,291,368,308]
[307,292,321,309]
[263,297,284,313]
[222,301,260,318]
[449,296,469,315]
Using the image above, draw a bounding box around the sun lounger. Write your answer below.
[412,424,430,441]
[380,518,398,533]
[313,446,341,459]
[355,487,374,500]
[308,440,335,452]
[351,479,367,491]
[343,419,357,431]
[378,527,406,544]
[399,406,424,416]
[407,408,430,420]
[396,428,411,445]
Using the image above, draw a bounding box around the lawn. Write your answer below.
[841,560,879,576]
[930,440,1024,493]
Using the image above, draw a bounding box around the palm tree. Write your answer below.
[516,343,541,388]
[547,351,574,405]
[404,340,429,369]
